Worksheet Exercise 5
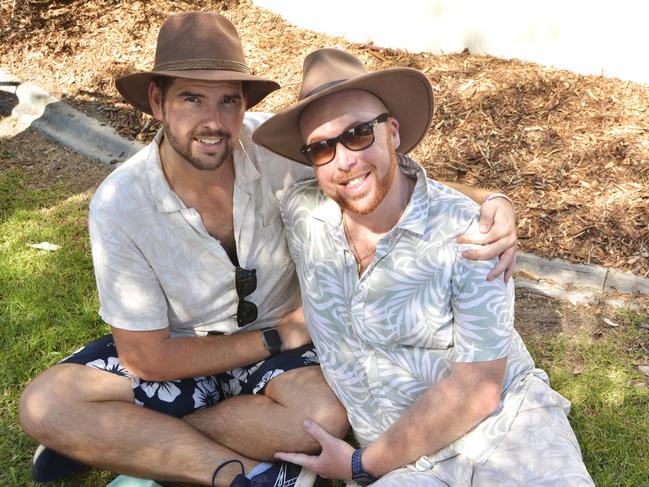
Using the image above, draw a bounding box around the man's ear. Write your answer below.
[148,81,164,121]
[389,116,400,149]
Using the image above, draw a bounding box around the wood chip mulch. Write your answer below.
[2,0,648,277]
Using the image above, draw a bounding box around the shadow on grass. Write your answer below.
[0,180,108,485]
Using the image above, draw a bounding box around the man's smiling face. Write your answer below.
[300,89,401,215]
[150,77,246,171]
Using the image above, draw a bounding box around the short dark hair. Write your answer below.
[151,76,174,105]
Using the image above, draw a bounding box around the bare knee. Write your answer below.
[266,367,350,451]
[19,365,70,441]
[19,363,132,442]
[307,393,349,441]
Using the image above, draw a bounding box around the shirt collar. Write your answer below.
[233,132,261,188]
[146,130,182,213]
[311,154,430,237]
[393,154,429,237]
[146,128,260,213]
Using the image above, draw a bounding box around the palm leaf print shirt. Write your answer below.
[280,154,555,465]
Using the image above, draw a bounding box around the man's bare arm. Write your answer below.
[362,358,506,477]
[275,358,507,480]
[113,306,310,381]
[442,181,492,204]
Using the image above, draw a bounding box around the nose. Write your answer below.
[333,142,357,171]
[200,104,225,131]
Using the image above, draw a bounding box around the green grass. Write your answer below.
[0,167,111,486]
[523,309,649,487]
[1,164,648,486]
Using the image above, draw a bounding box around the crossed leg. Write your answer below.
[19,363,347,486]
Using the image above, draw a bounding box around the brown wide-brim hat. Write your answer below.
[252,48,434,165]
[116,12,280,115]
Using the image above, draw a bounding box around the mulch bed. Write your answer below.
[2,0,648,276]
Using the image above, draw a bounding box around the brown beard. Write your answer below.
[334,137,398,215]
[162,122,233,172]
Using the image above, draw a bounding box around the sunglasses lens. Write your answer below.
[237,300,258,327]
[236,267,257,297]
[307,141,335,166]
[342,125,374,151]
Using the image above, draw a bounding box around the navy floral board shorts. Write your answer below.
[59,334,319,418]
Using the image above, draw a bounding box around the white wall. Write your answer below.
[253,0,649,84]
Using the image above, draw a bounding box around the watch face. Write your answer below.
[262,328,281,354]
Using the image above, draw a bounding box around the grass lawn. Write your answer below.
[1,153,648,486]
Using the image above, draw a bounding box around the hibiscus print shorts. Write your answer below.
[59,334,319,418]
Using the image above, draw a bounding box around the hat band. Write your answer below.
[301,78,347,100]
[154,58,251,73]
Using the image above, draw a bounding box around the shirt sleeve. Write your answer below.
[450,220,514,363]
[88,204,169,331]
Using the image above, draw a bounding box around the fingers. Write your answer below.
[485,247,516,281]
[277,420,355,481]
[477,200,497,233]
[457,227,506,246]
[275,451,314,468]
[462,234,512,261]
[503,251,517,282]
[302,419,331,443]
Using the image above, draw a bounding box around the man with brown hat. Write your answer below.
[19,13,518,487]
[253,48,594,486]
[19,12,345,487]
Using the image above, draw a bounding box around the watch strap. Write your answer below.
[351,448,376,485]
[485,192,515,212]
[261,327,281,356]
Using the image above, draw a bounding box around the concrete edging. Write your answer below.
[1,69,648,300]
[0,68,143,164]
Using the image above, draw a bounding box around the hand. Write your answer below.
[275,419,355,480]
[457,196,517,282]
[275,306,311,351]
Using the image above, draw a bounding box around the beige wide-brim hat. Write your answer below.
[115,12,280,115]
[252,48,434,165]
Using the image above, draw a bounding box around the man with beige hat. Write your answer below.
[253,48,594,485]
[19,13,518,487]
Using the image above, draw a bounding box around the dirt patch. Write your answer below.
[515,288,649,374]
[1,0,648,276]
[516,288,649,336]
[0,95,112,195]
[514,289,602,339]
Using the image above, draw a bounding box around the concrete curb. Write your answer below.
[0,68,143,164]
[1,70,648,300]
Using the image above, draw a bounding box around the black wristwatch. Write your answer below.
[261,327,282,356]
[351,448,377,485]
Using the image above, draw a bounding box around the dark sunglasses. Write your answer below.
[300,113,390,167]
[235,266,258,327]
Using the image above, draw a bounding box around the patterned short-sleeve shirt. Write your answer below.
[280,155,549,464]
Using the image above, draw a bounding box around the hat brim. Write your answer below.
[252,68,434,165]
[115,70,280,115]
